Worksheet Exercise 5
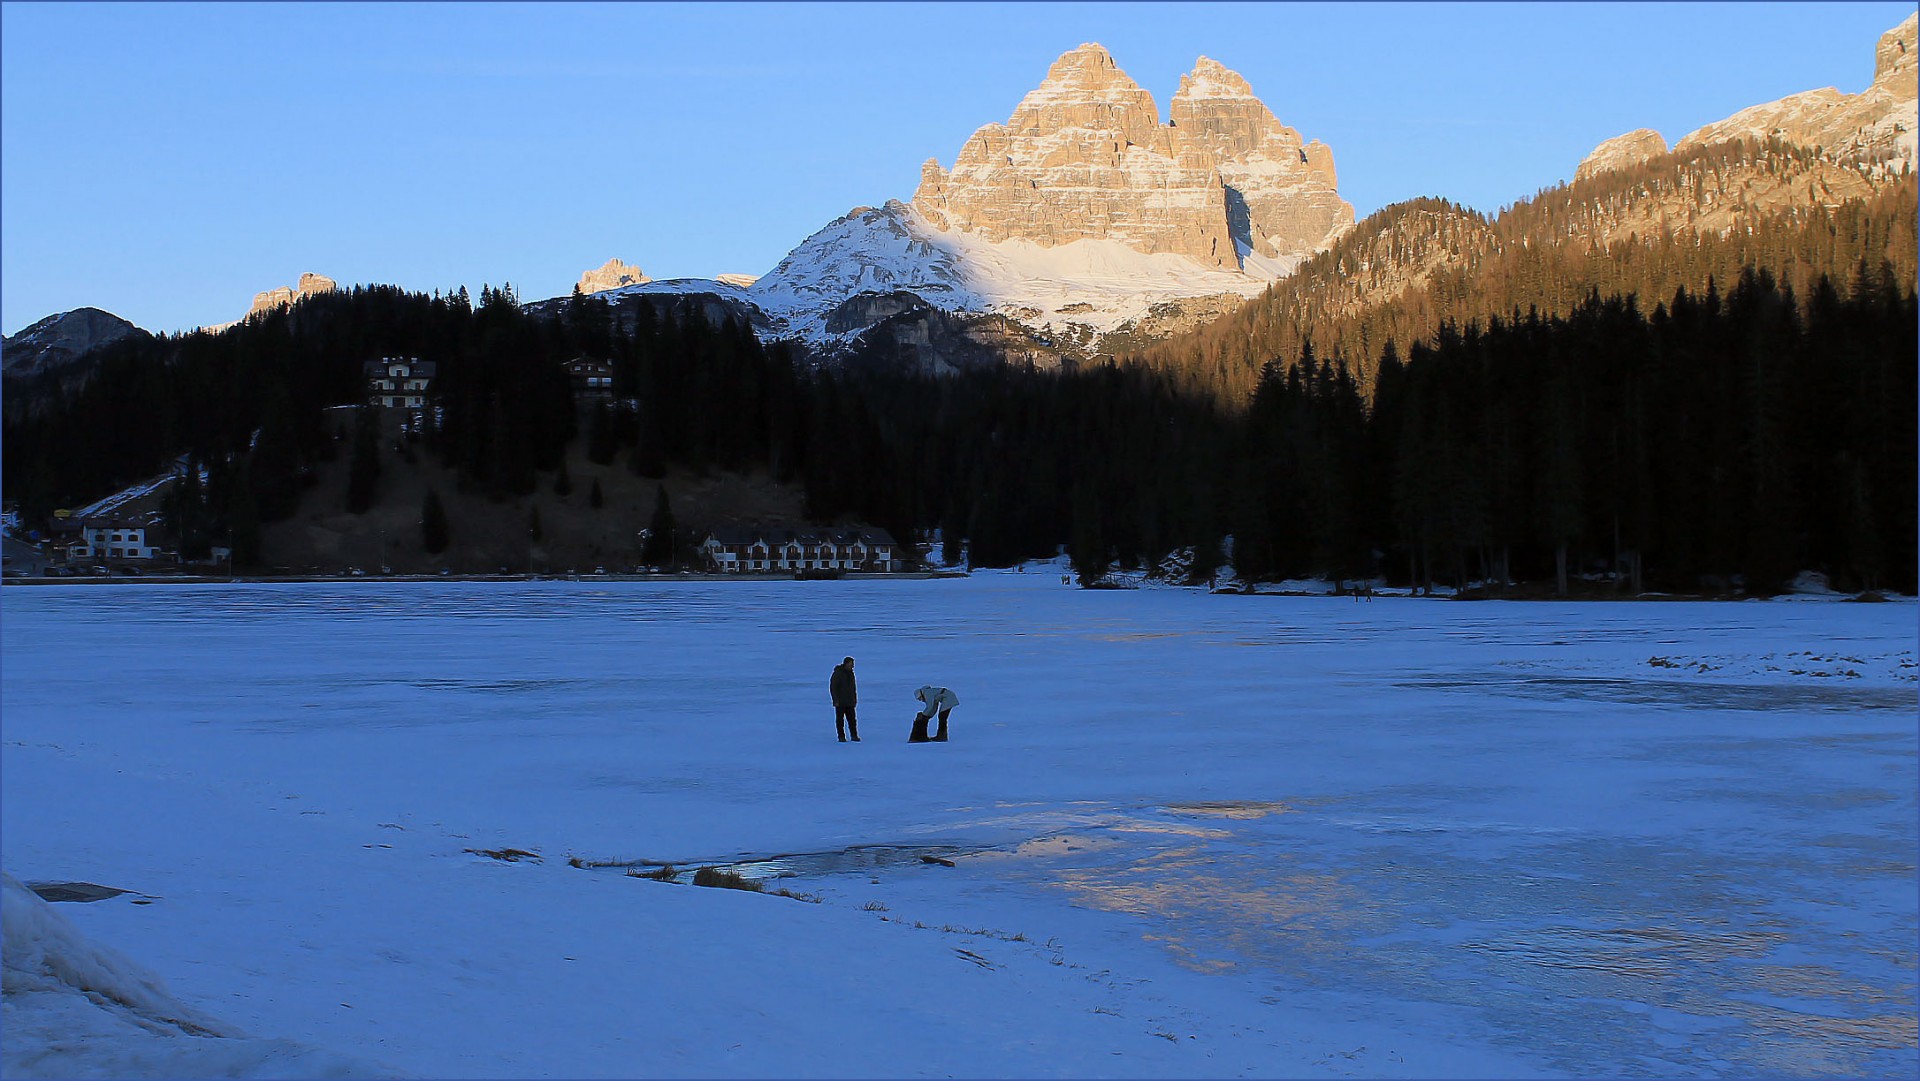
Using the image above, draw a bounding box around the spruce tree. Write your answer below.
[228,465,262,568]
[346,406,381,514]
[641,484,675,566]
[586,401,617,465]
[421,489,450,555]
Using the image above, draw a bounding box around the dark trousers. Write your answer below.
[909,708,951,742]
[836,705,859,741]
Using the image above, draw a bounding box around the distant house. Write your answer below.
[45,516,86,562]
[364,357,437,408]
[699,527,900,574]
[51,518,158,562]
[565,357,615,400]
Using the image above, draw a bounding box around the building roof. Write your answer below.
[704,526,897,548]
[363,358,437,377]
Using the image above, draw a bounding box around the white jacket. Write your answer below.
[914,685,959,715]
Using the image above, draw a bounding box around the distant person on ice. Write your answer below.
[831,657,860,742]
[909,685,959,743]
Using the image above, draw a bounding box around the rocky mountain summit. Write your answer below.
[569,16,1910,380]
[1578,12,1918,180]
[913,44,1350,272]
[1,307,147,380]
[249,272,338,318]
[1142,12,1920,404]
[577,258,651,294]
[1573,129,1669,183]
[594,45,1349,366]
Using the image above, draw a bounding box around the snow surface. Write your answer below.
[2,874,384,1078]
[603,201,1289,350]
[2,572,1915,1078]
[70,473,177,521]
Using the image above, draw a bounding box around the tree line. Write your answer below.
[1138,140,1917,404]
[3,247,1911,594]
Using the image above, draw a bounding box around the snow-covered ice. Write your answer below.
[2,575,1914,1078]
[2,873,382,1077]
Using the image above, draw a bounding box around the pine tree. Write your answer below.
[228,464,262,568]
[641,484,675,566]
[588,478,604,509]
[529,505,544,542]
[346,406,381,514]
[586,401,617,465]
[1068,479,1108,586]
[421,489,450,554]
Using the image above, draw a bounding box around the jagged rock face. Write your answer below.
[249,273,337,317]
[823,291,932,334]
[1,307,146,379]
[578,258,651,294]
[1167,57,1351,263]
[1575,128,1669,182]
[1675,13,1917,166]
[912,44,1351,271]
[1877,12,1916,100]
[843,306,1060,377]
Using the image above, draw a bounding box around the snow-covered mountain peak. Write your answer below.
[585,44,1350,364]
[740,199,1287,348]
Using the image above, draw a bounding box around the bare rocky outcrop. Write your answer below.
[1574,15,1916,183]
[1575,128,1669,182]
[577,258,651,294]
[1674,13,1916,165]
[912,44,1352,271]
[1167,57,1353,264]
[248,272,338,318]
[1,307,147,379]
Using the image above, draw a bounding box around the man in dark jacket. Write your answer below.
[830,657,859,742]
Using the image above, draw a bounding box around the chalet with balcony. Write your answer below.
[364,357,437,408]
[565,357,616,400]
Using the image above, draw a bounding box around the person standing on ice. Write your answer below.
[831,657,860,742]
[909,685,959,743]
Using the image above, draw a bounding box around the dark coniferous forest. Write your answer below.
[3,252,1913,594]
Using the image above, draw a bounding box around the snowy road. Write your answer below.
[3,575,1914,1077]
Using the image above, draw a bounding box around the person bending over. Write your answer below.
[909,685,958,743]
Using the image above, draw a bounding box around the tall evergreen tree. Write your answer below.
[641,484,676,566]
[345,406,381,514]
[421,489,450,555]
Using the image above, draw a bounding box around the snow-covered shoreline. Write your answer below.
[4,575,1914,1077]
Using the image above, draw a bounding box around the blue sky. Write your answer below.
[2,1,1911,335]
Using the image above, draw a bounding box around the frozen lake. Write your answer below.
[3,576,1915,1078]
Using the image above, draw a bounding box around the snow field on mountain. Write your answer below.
[753,202,1286,341]
[2,574,1914,1078]
[609,201,1288,348]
